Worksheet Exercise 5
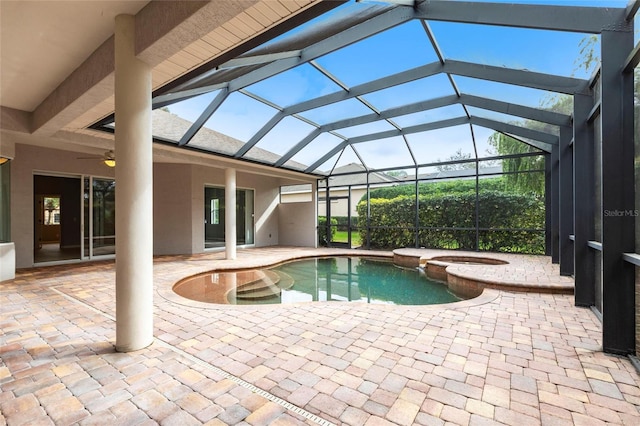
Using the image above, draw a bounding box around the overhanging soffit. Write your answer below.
[9,1,341,136]
[31,0,215,136]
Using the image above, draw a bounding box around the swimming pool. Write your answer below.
[173,256,462,306]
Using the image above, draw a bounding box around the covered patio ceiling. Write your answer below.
[92,0,633,179]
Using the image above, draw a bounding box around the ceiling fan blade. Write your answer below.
[77,150,114,161]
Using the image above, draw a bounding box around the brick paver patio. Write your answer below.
[1,247,639,425]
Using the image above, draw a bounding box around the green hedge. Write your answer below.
[357,191,544,254]
[317,216,337,247]
[331,216,358,230]
[363,177,510,202]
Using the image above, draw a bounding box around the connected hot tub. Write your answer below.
[425,255,509,281]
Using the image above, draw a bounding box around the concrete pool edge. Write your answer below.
[159,250,393,309]
[159,250,501,310]
[158,277,501,311]
[393,248,574,295]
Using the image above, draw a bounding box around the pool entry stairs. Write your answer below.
[231,270,294,303]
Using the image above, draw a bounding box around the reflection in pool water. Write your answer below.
[173,257,462,306]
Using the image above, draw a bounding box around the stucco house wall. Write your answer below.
[317,187,367,218]
[6,138,317,267]
[278,180,317,247]
[9,142,116,268]
[153,163,195,255]
[155,164,287,255]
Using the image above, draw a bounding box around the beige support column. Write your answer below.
[114,14,153,352]
[225,168,237,260]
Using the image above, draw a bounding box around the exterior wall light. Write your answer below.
[103,151,115,167]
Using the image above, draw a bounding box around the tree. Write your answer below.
[436,148,475,171]
[487,133,545,197]
[574,35,598,75]
[485,34,606,198]
[385,170,408,179]
[44,197,59,225]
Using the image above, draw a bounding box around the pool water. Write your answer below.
[227,257,461,305]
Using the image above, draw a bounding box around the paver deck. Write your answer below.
[394,249,575,293]
[1,247,639,425]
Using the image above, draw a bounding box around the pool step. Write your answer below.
[236,279,280,294]
[236,271,280,292]
[231,270,296,301]
[236,270,281,300]
[235,287,281,300]
[275,271,295,290]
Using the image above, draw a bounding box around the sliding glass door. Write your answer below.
[204,186,254,249]
[83,177,116,258]
[33,174,82,263]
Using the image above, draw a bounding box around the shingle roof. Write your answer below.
[152,109,307,169]
[318,163,400,187]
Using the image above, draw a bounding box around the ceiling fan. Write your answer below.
[77,150,116,167]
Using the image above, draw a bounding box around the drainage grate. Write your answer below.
[155,339,336,426]
[50,287,336,426]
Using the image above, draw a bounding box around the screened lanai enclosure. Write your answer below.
[91,0,640,355]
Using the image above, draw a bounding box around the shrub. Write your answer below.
[357,191,544,254]
[317,216,337,247]
[331,216,358,231]
[362,177,509,202]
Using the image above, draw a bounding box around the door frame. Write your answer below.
[326,193,352,248]
[203,184,256,251]
[84,176,116,260]
[33,172,116,265]
[33,172,82,265]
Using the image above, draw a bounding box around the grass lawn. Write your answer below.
[333,231,362,247]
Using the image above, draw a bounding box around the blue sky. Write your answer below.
[165,0,631,174]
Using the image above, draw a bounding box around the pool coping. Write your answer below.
[157,249,502,310]
[393,248,574,295]
[158,277,501,311]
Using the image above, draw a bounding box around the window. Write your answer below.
[211,199,220,225]
[43,197,60,225]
